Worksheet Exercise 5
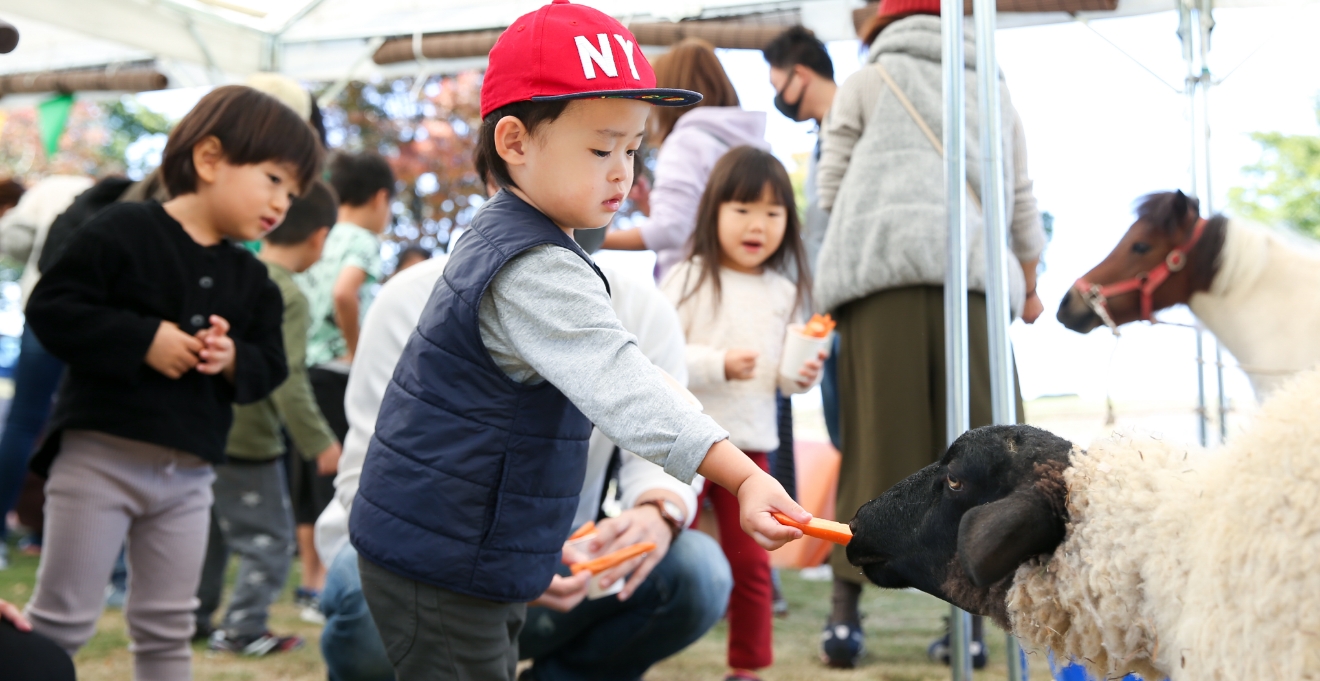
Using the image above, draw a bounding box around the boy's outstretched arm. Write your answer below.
[697,439,810,550]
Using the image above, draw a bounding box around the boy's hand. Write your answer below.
[697,440,809,551]
[195,315,236,377]
[736,469,810,551]
[317,442,343,476]
[724,348,759,381]
[794,349,829,389]
[146,321,203,378]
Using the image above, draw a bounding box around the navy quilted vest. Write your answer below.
[350,190,607,602]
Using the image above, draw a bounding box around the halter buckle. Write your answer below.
[1166,249,1187,272]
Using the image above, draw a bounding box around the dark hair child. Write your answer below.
[661,146,821,681]
[289,152,395,605]
[22,84,321,679]
[197,180,341,656]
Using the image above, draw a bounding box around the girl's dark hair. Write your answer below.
[161,85,323,198]
[679,146,812,314]
[265,180,338,246]
[474,100,571,190]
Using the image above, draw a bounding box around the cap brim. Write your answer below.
[532,88,702,107]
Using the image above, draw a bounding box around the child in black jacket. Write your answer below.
[22,85,322,681]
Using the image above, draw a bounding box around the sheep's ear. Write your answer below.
[956,491,1065,588]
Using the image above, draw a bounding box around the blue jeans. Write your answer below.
[820,334,842,451]
[0,327,65,540]
[520,530,732,681]
[321,544,395,681]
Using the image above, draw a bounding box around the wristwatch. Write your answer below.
[637,499,685,542]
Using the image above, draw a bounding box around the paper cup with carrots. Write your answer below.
[779,314,835,385]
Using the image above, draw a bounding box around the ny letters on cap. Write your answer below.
[480,0,703,118]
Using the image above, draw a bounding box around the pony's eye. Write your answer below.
[947,476,964,491]
[1132,242,1152,255]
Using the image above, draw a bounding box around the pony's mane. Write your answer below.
[1134,191,1200,234]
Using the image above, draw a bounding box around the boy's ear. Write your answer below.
[191,136,226,185]
[494,115,531,168]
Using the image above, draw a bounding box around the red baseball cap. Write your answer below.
[481,0,703,119]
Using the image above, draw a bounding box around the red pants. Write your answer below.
[698,451,773,670]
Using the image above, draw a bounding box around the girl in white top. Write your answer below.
[660,146,824,681]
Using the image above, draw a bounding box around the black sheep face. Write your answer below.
[846,425,1073,627]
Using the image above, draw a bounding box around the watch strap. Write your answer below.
[636,499,683,541]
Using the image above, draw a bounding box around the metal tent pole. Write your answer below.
[1196,0,1227,443]
[941,0,974,679]
[972,0,1026,678]
[1178,0,1210,447]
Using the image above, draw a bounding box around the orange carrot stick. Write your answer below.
[569,542,656,575]
[772,512,852,545]
[568,521,596,541]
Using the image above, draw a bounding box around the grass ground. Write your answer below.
[2,534,1055,681]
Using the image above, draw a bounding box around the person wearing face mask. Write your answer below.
[762,27,838,275]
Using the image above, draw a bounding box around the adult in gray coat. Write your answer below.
[813,0,1047,668]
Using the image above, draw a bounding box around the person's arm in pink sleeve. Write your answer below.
[604,131,708,254]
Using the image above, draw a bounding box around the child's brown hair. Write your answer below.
[648,39,739,145]
[679,146,811,314]
[161,85,323,198]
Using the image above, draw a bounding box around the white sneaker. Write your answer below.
[299,605,325,625]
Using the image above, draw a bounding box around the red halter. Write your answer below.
[1074,218,1207,327]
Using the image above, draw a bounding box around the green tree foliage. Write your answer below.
[101,99,171,178]
[0,95,172,182]
[1228,102,1320,239]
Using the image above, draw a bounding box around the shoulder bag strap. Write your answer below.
[873,62,982,213]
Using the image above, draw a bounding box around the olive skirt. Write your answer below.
[828,285,1022,584]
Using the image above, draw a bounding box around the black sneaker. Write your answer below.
[209,630,305,656]
[820,620,865,668]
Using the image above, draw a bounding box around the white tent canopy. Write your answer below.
[3,0,1309,89]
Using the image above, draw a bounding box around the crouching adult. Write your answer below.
[313,230,732,681]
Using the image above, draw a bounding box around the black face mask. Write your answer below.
[773,71,807,122]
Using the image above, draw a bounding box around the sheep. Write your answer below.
[846,367,1320,680]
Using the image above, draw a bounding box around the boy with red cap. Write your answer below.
[348,2,812,679]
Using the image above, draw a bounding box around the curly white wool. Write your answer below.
[1006,368,1320,681]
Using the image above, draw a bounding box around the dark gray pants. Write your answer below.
[196,459,294,637]
[359,556,526,681]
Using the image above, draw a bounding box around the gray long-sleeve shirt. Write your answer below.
[477,244,727,484]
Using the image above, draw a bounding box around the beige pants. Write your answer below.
[25,430,214,681]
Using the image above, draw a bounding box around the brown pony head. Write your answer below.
[1057,190,1225,333]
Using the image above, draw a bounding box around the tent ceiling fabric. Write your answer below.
[0,0,1316,84]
